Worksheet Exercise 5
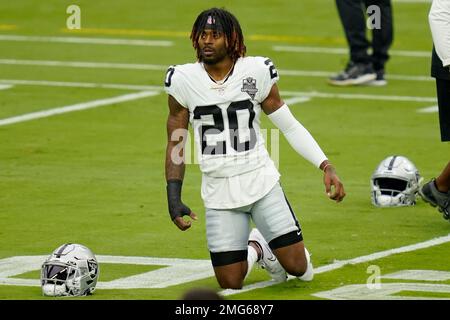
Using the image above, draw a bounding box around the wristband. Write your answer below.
[167,179,183,220]
[167,179,182,201]
[322,163,333,172]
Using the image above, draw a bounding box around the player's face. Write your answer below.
[198,29,228,65]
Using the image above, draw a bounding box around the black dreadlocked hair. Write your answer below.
[190,7,246,62]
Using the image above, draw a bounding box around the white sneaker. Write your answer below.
[248,228,287,282]
[298,247,314,282]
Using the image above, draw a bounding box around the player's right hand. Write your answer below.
[169,202,198,231]
[166,179,198,231]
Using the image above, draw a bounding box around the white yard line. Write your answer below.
[0,59,432,82]
[394,0,431,3]
[383,74,432,82]
[0,35,173,47]
[313,234,450,274]
[0,59,167,71]
[0,84,13,90]
[279,69,433,82]
[273,45,431,58]
[0,79,435,103]
[220,233,450,296]
[280,90,436,103]
[417,105,439,113]
[283,96,311,105]
[0,91,159,127]
[0,79,159,91]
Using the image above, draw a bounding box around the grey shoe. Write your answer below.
[419,179,450,221]
[368,69,387,86]
[328,61,376,86]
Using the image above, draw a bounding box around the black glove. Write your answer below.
[166,179,192,221]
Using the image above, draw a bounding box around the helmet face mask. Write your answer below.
[371,156,421,207]
[41,243,99,297]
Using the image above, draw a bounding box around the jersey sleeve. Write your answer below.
[257,57,280,102]
[163,65,189,108]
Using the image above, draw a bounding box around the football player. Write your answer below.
[164,7,346,289]
[419,0,450,221]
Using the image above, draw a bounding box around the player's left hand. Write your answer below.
[323,165,346,202]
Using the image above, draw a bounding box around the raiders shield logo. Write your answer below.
[241,77,258,99]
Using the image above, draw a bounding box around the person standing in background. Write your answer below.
[328,0,393,86]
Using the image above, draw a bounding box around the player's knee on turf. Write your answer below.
[280,256,308,277]
[269,231,307,276]
[277,247,314,281]
[213,265,246,289]
[210,251,247,289]
[216,275,244,289]
[271,236,309,277]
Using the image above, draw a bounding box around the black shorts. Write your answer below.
[436,78,450,142]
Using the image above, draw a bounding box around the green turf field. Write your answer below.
[0,0,449,300]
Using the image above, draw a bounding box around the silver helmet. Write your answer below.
[371,155,421,207]
[41,243,99,296]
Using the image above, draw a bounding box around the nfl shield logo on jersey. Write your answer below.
[241,77,258,99]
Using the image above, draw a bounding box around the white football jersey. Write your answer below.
[165,56,281,208]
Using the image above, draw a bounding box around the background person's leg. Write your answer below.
[329,0,376,85]
[336,0,371,64]
[367,0,393,84]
